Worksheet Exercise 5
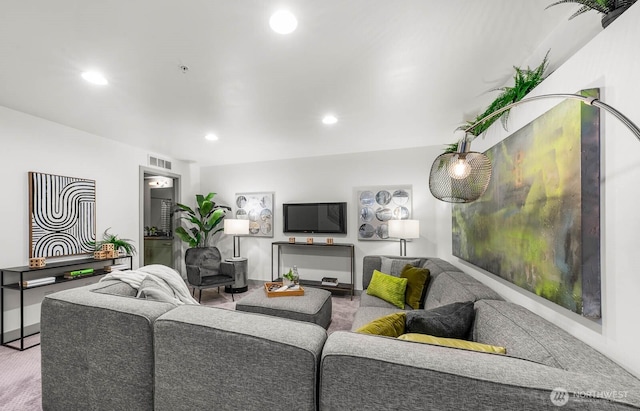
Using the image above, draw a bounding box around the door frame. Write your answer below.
[139,166,182,270]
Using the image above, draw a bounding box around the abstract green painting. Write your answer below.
[453,89,601,318]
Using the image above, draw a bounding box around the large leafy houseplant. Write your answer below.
[175,193,230,248]
[445,53,549,153]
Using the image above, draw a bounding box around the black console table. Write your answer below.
[1,255,132,351]
[271,242,354,299]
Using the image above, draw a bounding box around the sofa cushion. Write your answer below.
[405,301,474,339]
[366,270,408,309]
[356,312,406,337]
[400,264,430,309]
[91,280,137,297]
[380,256,421,277]
[424,271,502,310]
[398,333,506,354]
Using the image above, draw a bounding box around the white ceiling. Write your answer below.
[0,1,602,166]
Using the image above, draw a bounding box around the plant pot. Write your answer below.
[602,6,629,28]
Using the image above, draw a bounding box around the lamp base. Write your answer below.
[225,285,248,294]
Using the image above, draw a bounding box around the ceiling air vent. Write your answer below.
[148,155,172,170]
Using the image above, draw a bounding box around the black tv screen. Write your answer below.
[283,202,347,234]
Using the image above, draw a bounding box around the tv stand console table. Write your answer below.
[1,256,132,351]
[271,241,354,300]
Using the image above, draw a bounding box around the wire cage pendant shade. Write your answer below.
[429,141,492,203]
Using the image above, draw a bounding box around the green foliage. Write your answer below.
[175,192,230,248]
[91,228,137,256]
[457,52,549,139]
[545,0,637,20]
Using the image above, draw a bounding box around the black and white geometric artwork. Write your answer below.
[29,172,96,258]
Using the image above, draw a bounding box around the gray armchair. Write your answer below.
[185,247,236,302]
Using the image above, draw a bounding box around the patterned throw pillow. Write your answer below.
[356,312,406,337]
[366,270,408,309]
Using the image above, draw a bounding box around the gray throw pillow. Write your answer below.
[380,256,421,277]
[405,301,475,340]
[136,278,178,305]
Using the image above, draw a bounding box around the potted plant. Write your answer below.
[546,0,637,28]
[175,193,230,248]
[92,228,137,256]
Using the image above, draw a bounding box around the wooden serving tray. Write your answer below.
[264,282,305,297]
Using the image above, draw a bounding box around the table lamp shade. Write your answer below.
[388,219,420,239]
[224,219,250,235]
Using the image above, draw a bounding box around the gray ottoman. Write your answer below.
[236,286,332,329]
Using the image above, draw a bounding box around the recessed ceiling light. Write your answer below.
[81,71,108,85]
[205,133,218,141]
[322,115,338,125]
[269,10,298,34]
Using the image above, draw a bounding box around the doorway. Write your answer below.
[139,166,181,270]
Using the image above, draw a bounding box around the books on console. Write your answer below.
[22,276,56,288]
[321,277,339,286]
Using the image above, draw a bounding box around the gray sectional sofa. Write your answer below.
[41,257,640,410]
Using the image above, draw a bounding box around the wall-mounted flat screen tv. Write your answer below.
[283,202,347,234]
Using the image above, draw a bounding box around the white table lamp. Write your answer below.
[224,219,250,259]
[388,219,420,256]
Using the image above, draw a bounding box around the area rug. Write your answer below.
[0,282,359,411]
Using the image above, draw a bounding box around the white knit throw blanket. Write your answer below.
[101,264,198,305]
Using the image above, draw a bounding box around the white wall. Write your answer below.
[0,105,197,338]
[199,147,442,288]
[435,6,640,378]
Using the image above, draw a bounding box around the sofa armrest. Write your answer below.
[320,332,640,410]
[154,305,327,411]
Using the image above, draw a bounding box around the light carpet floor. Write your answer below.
[0,282,360,411]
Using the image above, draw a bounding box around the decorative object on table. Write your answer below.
[175,193,230,248]
[545,0,637,28]
[21,276,56,288]
[283,266,299,285]
[388,219,420,256]
[306,237,313,244]
[264,282,305,297]
[29,172,96,258]
[224,219,250,259]
[356,185,412,241]
[234,192,274,237]
[326,237,334,245]
[89,228,137,257]
[288,237,296,243]
[28,257,46,268]
[321,277,339,286]
[63,268,95,279]
[444,89,604,318]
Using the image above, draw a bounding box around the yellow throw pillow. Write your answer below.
[400,264,430,309]
[398,333,506,354]
[356,312,406,337]
[366,270,408,309]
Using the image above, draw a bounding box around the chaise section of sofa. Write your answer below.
[153,305,327,411]
[320,330,640,410]
[41,280,177,411]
